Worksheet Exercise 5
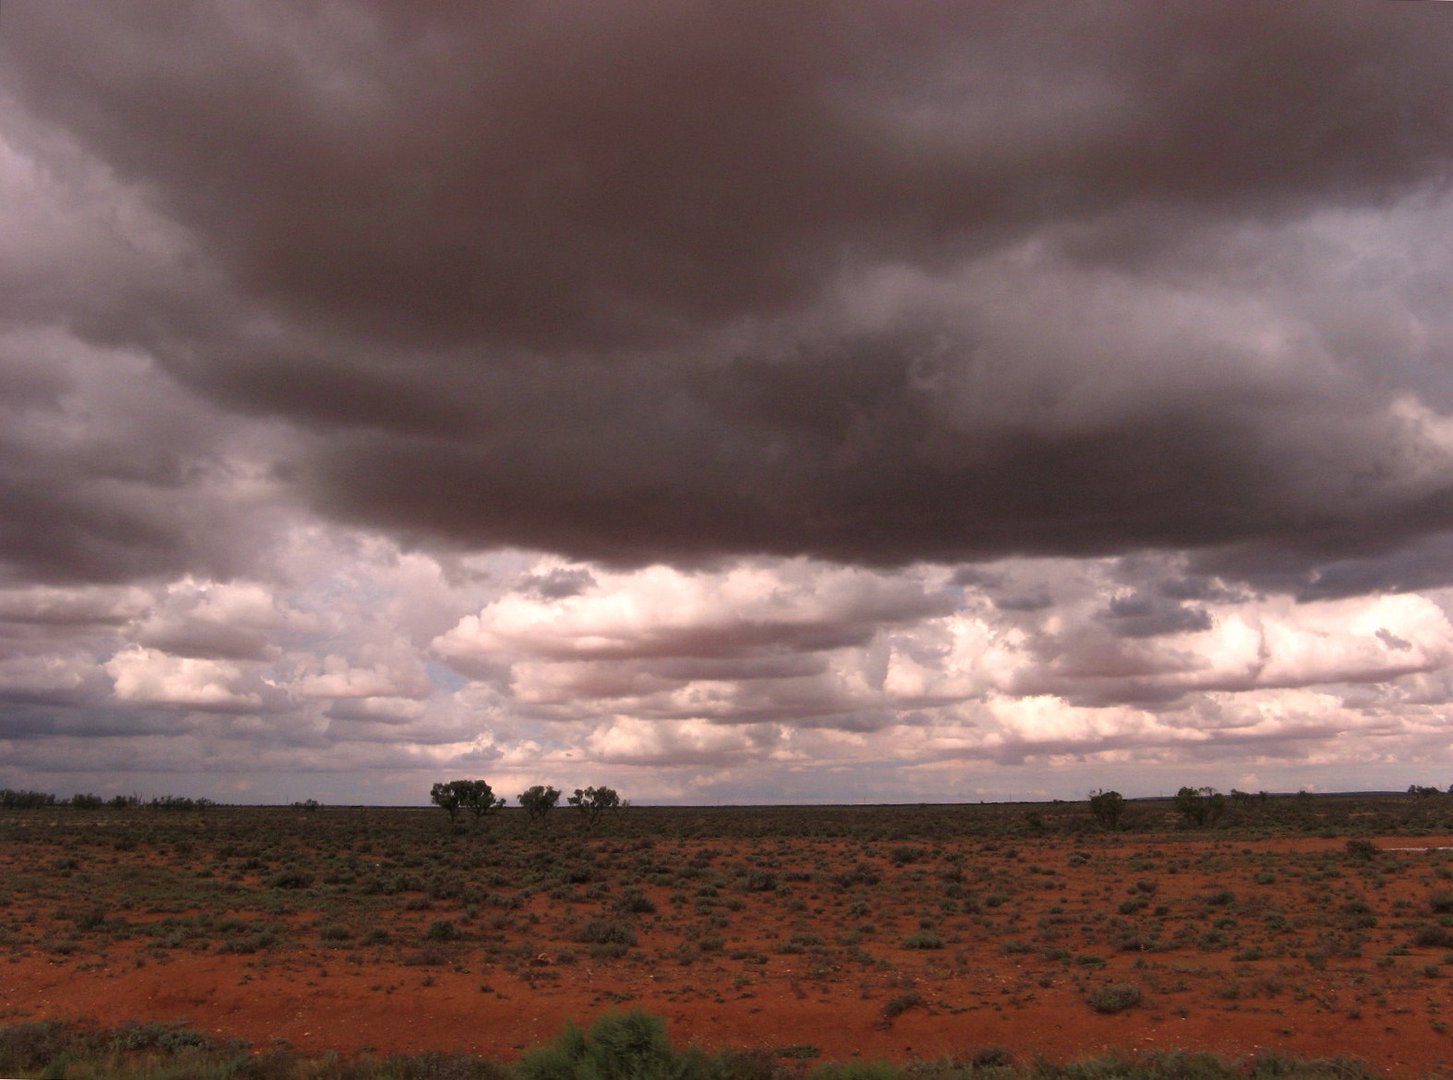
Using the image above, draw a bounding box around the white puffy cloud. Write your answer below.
[293,644,433,701]
[583,717,779,768]
[129,578,316,661]
[435,562,953,663]
[0,650,98,699]
[6,539,1453,802]
[0,584,150,625]
[105,646,267,712]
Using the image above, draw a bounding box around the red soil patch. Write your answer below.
[5,831,1453,1075]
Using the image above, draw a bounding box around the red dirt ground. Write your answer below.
[5,833,1453,1075]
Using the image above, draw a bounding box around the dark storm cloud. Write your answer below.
[1099,592,1213,639]
[10,2,1451,346]
[0,469,238,586]
[994,593,1055,614]
[302,358,1453,574]
[1157,575,1245,605]
[0,703,189,741]
[3,2,1453,586]
[518,567,597,601]
[1193,533,1453,602]
[1376,628,1412,653]
[0,332,286,587]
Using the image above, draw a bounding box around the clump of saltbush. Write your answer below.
[1087,984,1142,1014]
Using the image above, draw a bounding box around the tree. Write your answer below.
[432,779,504,825]
[518,784,561,823]
[1088,789,1125,830]
[568,785,621,828]
[461,779,506,821]
[1173,786,1226,827]
[430,780,465,825]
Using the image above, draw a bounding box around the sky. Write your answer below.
[2,2,1453,806]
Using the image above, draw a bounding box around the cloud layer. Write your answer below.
[2,3,1452,801]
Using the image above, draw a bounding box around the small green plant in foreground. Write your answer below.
[0,1013,1384,1080]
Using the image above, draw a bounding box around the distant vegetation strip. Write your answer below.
[0,1011,1382,1079]
[6,780,1453,837]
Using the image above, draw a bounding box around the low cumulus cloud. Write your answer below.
[2,3,1453,800]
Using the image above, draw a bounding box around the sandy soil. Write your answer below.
[5,832,1453,1075]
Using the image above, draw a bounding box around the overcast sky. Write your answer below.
[3,2,1453,805]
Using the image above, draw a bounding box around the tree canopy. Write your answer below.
[430,779,504,824]
[567,785,622,827]
[518,784,561,822]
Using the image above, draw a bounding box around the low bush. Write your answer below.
[1413,925,1453,949]
[0,1015,1390,1079]
[616,887,657,914]
[1087,984,1142,1014]
[578,920,638,947]
[267,869,313,889]
[1345,839,1379,861]
[881,991,924,1021]
[517,1010,691,1080]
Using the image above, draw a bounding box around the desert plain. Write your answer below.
[4,795,1453,1076]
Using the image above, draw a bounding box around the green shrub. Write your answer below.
[515,1010,703,1080]
[578,920,638,947]
[267,869,312,889]
[776,1044,822,1060]
[110,1023,215,1053]
[834,864,881,888]
[808,1062,898,1080]
[881,991,924,1022]
[616,887,658,914]
[1087,984,1142,1014]
[972,1045,1014,1068]
[1413,925,1453,948]
[0,1021,98,1072]
[1345,839,1379,861]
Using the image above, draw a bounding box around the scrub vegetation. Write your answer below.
[0,1010,1386,1079]
[2,789,1453,1075]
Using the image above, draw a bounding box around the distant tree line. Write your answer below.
[1408,784,1453,799]
[0,789,55,809]
[1087,786,1251,830]
[1080,782,1453,832]
[0,789,209,811]
[428,779,623,829]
